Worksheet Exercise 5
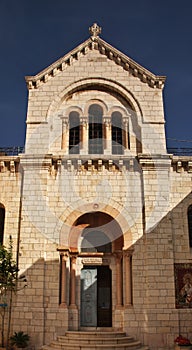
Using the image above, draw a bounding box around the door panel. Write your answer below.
[80,268,97,326]
[97,266,112,327]
[80,266,112,327]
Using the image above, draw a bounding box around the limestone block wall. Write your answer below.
[124,213,177,349]
[1,153,191,349]
[169,161,192,261]
[9,156,144,346]
[0,157,21,248]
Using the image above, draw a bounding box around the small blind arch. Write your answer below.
[188,205,192,247]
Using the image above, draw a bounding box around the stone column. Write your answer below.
[124,251,133,306]
[123,117,130,155]
[115,252,123,306]
[60,253,68,307]
[61,117,69,154]
[80,117,88,154]
[70,254,78,308]
[104,117,112,155]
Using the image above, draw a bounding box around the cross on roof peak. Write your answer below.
[89,23,102,39]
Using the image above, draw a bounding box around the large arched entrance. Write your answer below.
[74,211,124,328]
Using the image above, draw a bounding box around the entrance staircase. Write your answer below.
[42,331,149,350]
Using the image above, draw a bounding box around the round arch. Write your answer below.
[68,211,124,252]
[47,77,143,123]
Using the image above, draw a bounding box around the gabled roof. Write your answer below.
[25,23,166,90]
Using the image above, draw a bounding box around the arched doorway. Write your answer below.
[72,211,124,328]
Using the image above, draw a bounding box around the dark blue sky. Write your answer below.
[0,0,192,148]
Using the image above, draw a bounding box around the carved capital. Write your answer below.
[123,249,134,258]
[123,116,130,126]
[60,116,69,127]
[80,117,88,127]
[115,251,123,261]
[104,117,111,127]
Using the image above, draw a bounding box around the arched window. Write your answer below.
[111,111,123,154]
[0,206,5,245]
[88,104,103,154]
[81,230,111,253]
[69,111,80,154]
[188,205,192,247]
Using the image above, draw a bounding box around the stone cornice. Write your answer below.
[138,153,192,172]
[1,154,192,173]
[170,155,192,173]
[138,153,171,170]
[0,156,20,173]
[25,37,166,90]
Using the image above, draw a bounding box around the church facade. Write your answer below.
[0,24,192,349]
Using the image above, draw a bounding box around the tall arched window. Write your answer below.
[188,205,192,247]
[69,111,80,154]
[88,104,103,154]
[111,111,123,154]
[0,206,5,245]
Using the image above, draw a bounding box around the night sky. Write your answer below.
[0,0,192,149]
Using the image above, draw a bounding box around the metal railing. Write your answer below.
[0,147,24,156]
[167,148,192,156]
[0,146,192,157]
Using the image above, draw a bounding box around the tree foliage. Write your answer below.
[0,236,26,348]
[0,237,18,295]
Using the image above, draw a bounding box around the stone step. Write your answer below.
[57,335,135,344]
[41,331,149,350]
[52,339,140,346]
[42,345,148,350]
[64,331,127,338]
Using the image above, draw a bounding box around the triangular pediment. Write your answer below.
[25,23,166,90]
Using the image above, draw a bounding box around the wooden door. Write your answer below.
[97,266,112,327]
[81,266,112,327]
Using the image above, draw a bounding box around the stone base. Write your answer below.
[175,345,192,350]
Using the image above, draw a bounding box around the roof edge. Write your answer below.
[25,32,166,90]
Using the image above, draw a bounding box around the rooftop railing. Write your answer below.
[167,148,192,156]
[0,147,192,157]
[0,147,24,156]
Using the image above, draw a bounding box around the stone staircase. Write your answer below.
[41,331,149,350]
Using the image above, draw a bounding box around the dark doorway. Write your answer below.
[97,266,112,327]
[80,266,112,327]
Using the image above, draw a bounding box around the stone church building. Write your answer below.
[0,24,192,349]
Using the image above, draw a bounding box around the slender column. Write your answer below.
[104,117,112,155]
[80,117,88,154]
[70,254,78,307]
[124,251,132,306]
[61,117,69,154]
[60,253,68,307]
[115,252,123,306]
[123,117,129,153]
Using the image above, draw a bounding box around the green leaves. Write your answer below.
[0,236,18,295]
[10,331,30,348]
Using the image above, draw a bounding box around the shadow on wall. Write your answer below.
[6,191,192,350]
